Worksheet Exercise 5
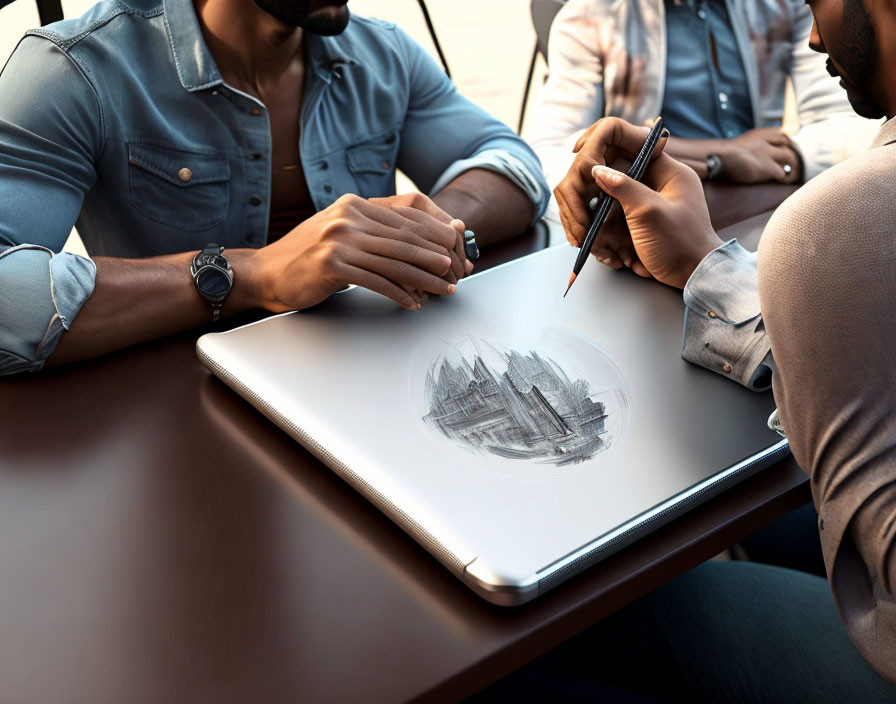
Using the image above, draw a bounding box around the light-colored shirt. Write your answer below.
[682,238,773,390]
[0,0,548,375]
[660,0,753,139]
[527,0,880,202]
[661,0,753,140]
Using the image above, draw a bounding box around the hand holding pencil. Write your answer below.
[554,117,725,290]
[564,117,667,296]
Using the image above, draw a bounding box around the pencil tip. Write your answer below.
[564,273,576,298]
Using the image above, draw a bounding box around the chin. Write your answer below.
[845,89,886,120]
[251,0,350,34]
[303,5,350,35]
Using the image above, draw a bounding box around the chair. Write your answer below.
[518,0,566,133]
[0,0,63,25]
[416,0,451,78]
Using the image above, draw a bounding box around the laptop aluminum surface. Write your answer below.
[197,244,787,605]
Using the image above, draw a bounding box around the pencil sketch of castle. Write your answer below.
[422,343,613,466]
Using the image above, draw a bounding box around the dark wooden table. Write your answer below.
[0,185,807,704]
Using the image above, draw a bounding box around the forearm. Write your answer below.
[432,168,534,247]
[49,249,264,365]
[664,137,724,179]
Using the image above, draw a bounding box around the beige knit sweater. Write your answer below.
[758,117,896,685]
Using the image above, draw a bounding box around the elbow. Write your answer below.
[0,247,95,377]
[0,349,45,377]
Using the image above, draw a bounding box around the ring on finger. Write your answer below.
[782,163,792,176]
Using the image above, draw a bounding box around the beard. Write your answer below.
[831,0,884,119]
[250,0,350,34]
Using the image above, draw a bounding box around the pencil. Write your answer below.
[564,117,666,297]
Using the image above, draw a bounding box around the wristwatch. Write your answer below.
[706,153,723,181]
[191,244,233,322]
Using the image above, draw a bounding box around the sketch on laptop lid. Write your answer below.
[417,328,631,468]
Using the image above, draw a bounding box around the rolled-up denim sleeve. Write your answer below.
[393,26,549,221]
[681,240,774,391]
[0,245,95,374]
[0,36,101,374]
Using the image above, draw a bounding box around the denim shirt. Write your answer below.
[662,0,753,140]
[0,0,548,375]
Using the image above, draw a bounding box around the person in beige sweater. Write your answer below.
[472,0,896,700]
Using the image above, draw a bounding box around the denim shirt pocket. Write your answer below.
[345,130,399,198]
[128,144,231,232]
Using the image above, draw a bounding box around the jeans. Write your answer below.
[470,561,895,703]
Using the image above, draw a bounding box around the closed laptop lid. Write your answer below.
[198,244,785,604]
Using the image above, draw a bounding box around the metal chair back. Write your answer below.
[0,0,64,25]
[518,0,567,133]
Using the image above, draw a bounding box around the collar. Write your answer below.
[163,0,359,92]
[163,0,223,91]
[871,116,896,149]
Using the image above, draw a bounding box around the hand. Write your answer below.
[717,127,802,184]
[254,193,468,312]
[369,192,474,283]
[590,154,724,289]
[554,117,670,271]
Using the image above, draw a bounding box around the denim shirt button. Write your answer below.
[250,107,263,116]
[177,168,193,183]
[722,363,732,373]
[249,196,262,206]
[323,184,333,194]
[320,161,329,170]
[250,153,262,161]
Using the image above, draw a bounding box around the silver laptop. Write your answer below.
[197,244,787,605]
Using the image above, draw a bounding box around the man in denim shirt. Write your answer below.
[0,0,548,374]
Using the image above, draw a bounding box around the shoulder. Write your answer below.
[22,0,161,51]
[338,14,401,49]
[318,14,420,68]
[759,144,896,281]
[1,34,98,106]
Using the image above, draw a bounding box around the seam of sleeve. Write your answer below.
[19,37,107,154]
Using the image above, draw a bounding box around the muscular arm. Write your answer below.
[432,169,534,247]
[48,250,262,366]
[48,193,466,366]
[393,25,547,233]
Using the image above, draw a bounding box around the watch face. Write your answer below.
[195,267,231,300]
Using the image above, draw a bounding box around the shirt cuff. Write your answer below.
[0,244,96,375]
[428,148,549,225]
[681,239,773,391]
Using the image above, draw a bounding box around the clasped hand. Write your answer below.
[554,117,725,289]
[255,192,473,312]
